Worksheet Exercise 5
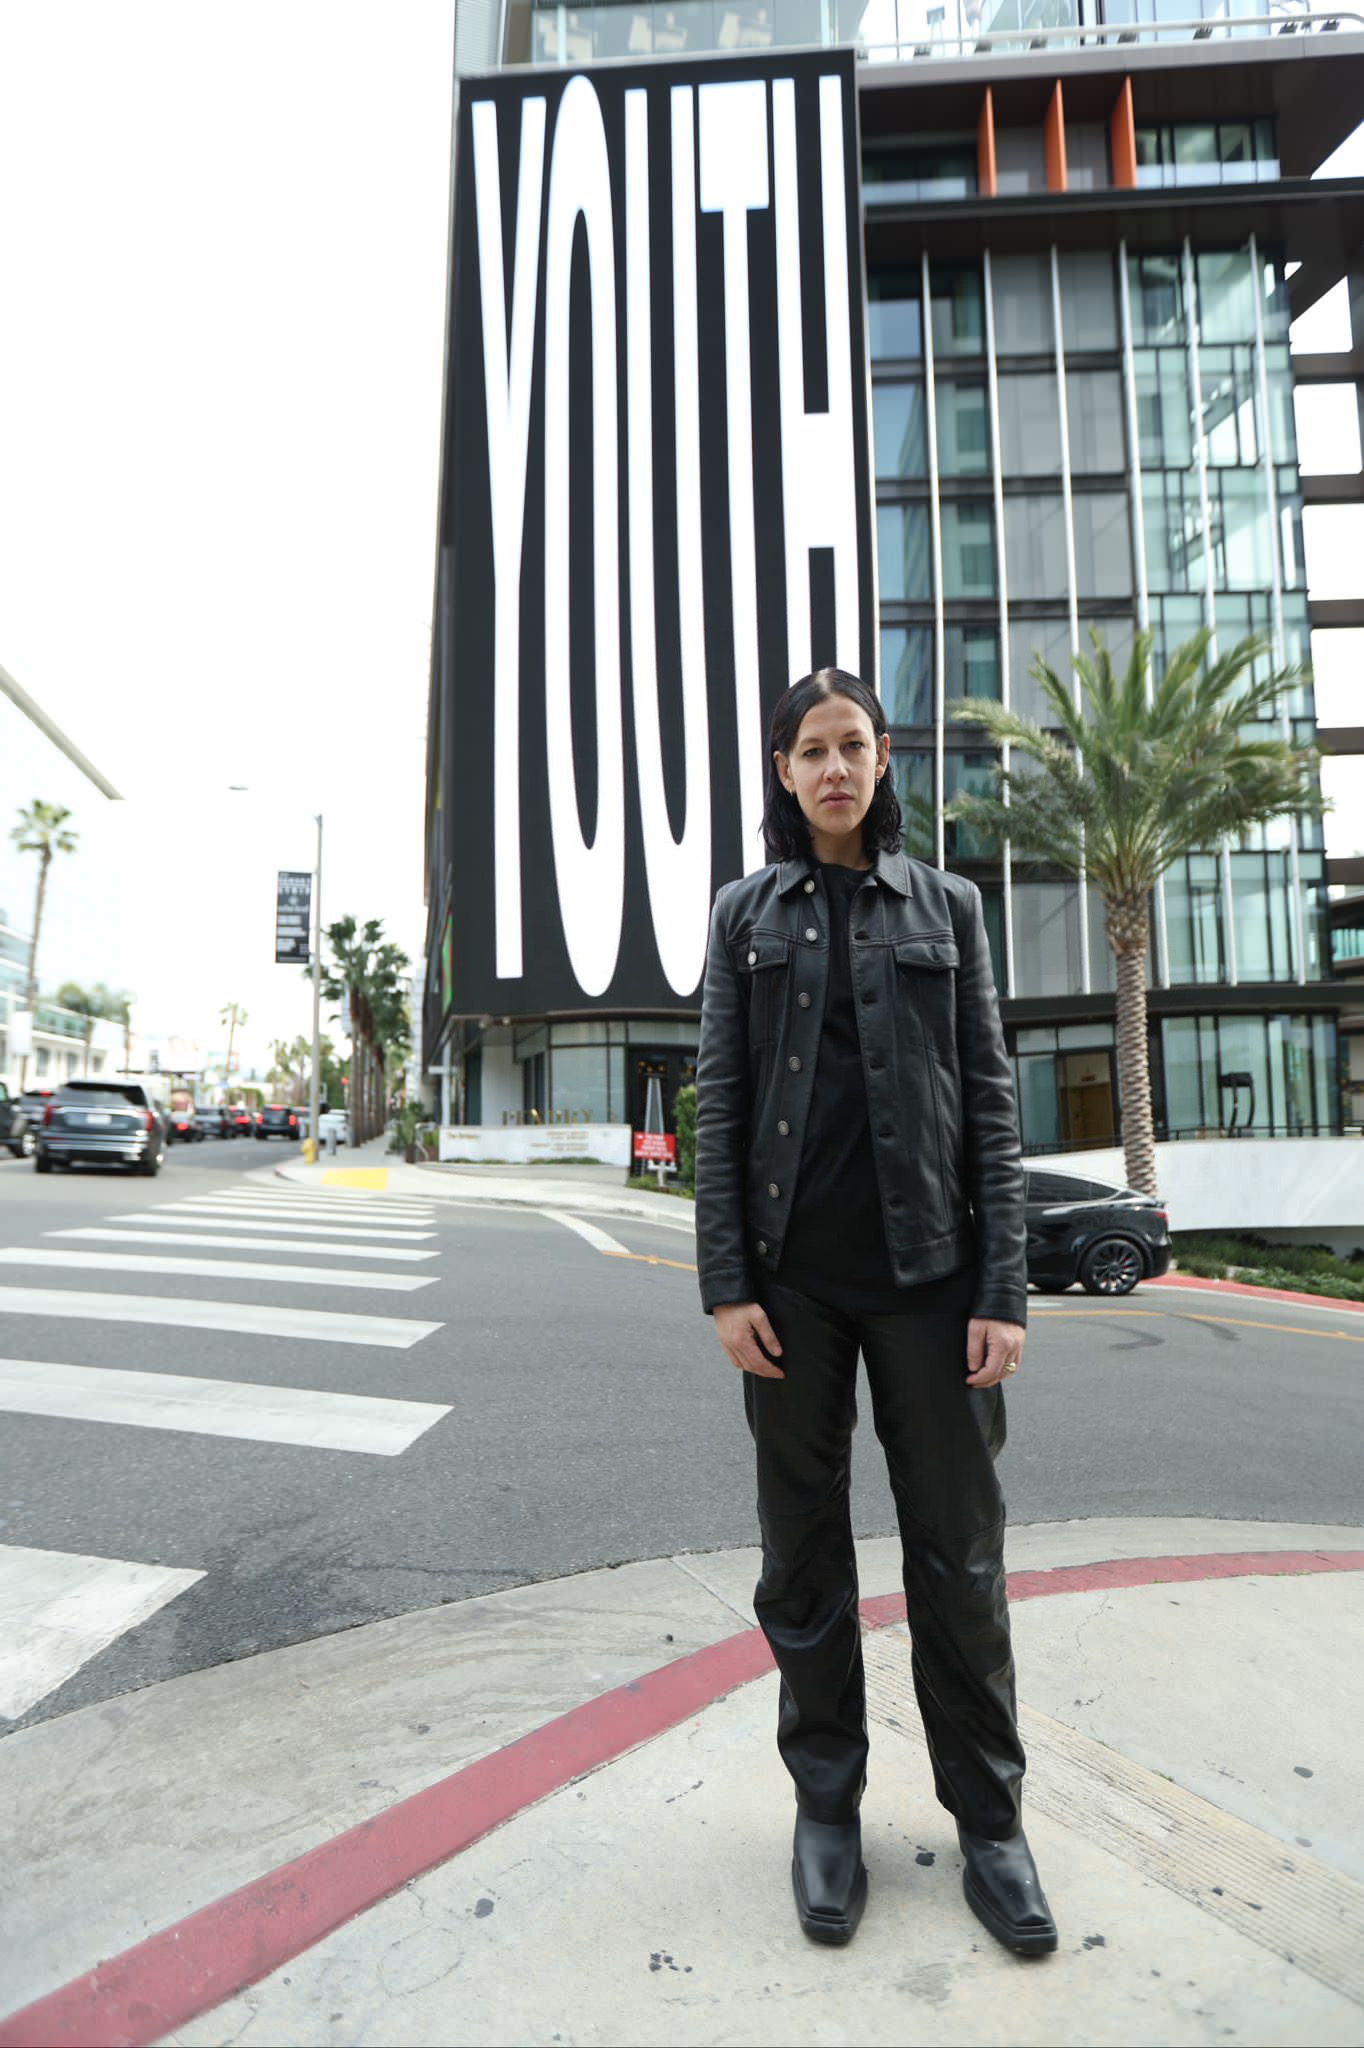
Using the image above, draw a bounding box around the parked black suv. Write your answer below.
[0,1081,33,1158]
[34,1080,166,1176]
[1025,1168,1171,1296]
[255,1104,300,1141]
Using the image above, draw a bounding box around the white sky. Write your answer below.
[0,9,1360,1084]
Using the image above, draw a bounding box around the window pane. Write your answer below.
[592,3,653,54]
[877,502,932,601]
[1197,249,1256,344]
[1004,494,1067,598]
[995,126,1048,196]
[944,752,999,858]
[1128,253,1185,345]
[929,263,984,357]
[991,252,1053,352]
[1215,1014,1270,1136]
[1067,369,1125,471]
[1163,856,1224,984]
[946,623,1000,706]
[936,380,989,475]
[1172,124,1218,182]
[1012,880,1083,997]
[873,380,927,478]
[998,373,1061,476]
[868,273,922,361]
[1058,251,1117,350]
[550,1046,611,1122]
[1074,493,1132,599]
[1160,1017,1206,1134]
[1017,1053,1061,1150]
[895,751,935,859]
[942,501,996,598]
[1201,348,1257,467]
[1066,123,1110,192]
[880,626,933,723]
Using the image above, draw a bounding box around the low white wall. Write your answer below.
[1042,1136,1364,1246]
[438,1123,633,1167]
[476,1041,520,1127]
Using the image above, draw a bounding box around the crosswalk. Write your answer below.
[0,1177,449,1722]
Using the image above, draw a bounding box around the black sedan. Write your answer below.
[255,1104,301,1141]
[1025,1167,1171,1297]
[167,1107,205,1144]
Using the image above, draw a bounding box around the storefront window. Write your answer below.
[1016,1052,1061,1151]
[550,1046,611,1123]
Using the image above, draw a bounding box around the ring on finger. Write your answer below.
[1002,1361,1019,1376]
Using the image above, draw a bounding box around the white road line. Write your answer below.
[540,1210,631,1256]
[0,1249,435,1292]
[0,1543,204,1722]
[0,1359,450,1456]
[0,1290,441,1348]
[50,1229,437,1263]
[168,1199,437,1224]
[109,1211,436,1243]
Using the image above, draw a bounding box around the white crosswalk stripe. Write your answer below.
[0,1289,440,1347]
[0,1359,450,1455]
[0,1247,435,1292]
[108,1209,436,1242]
[164,1200,437,1225]
[50,1228,437,1262]
[543,1210,631,1256]
[0,1544,206,1722]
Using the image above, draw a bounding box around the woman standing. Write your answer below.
[695,667,1056,1958]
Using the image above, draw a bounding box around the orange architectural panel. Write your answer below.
[1111,76,1137,189]
[977,86,997,197]
[1044,80,1067,192]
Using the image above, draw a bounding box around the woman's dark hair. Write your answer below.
[761,667,903,862]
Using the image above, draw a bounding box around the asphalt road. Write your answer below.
[0,1142,1360,1733]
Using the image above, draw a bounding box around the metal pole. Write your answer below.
[310,812,323,1155]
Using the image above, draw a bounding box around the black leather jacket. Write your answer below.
[694,847,1028,1327]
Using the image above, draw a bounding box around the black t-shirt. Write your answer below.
[776,861,965,1315]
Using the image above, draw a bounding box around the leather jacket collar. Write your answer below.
[776,846,914,897]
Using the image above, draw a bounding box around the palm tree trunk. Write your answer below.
[84,1017,94,1077]
[18,847,52,1089]
[1109,898,1158,1198]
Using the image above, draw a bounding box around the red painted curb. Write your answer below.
[1152,1273,1364,1315]
[6,1549,1363,2048]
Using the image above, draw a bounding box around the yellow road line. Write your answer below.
[1178,1310,1364,1344]
[602,1249,698,1273]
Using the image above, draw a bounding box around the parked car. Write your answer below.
[1024,1167,1171,1296]
[230,1104,254,1134]
[13,1088,56,1156]
[318,1108,349,1146]
[0,1082,33,1158]
[34,1079,166,1176]
[255,1103,300,1141]
[167,1105,205,1144]
[197,1105,235,1139]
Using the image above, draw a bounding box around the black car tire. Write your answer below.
[35,1153,52,1174]
[1079,1237,1145,1296]
[7,1143,23,1159]
[137,1153,162,1177]
[21,1129,36,1157]
[1032,1280,1071,1293]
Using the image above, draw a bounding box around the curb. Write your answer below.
[7,1548,1362,2048]
[1155,1272,1364,1315]
[272,1159,696,1230]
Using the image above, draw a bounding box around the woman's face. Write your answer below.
[775,693,889,857]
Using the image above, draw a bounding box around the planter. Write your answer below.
[404,1142,419,1163]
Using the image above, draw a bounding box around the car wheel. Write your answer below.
[35,1153,52,1175]
[21,1129,36,1157]
[1032,1280,1072,1294]
[139,1153,161,1176]
[1079,1237,1145,1296]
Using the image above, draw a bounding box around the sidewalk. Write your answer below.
[274,1137,697,1232]
[2,1517,1362,2047]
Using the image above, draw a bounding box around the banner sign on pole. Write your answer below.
[435,47,875,1021]
[275,871,313,965]
[633,1131,677,1163]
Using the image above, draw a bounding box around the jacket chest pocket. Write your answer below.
[735,932,791,1048]
[893,931,960,1047]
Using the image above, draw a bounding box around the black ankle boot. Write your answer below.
[957,1823,1057,1956]
[791,1812,868,1946]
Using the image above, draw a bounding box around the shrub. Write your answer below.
[674,1083,697,1188]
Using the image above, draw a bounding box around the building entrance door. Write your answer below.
[627,1049,698,1143]
[1058,1048,1117,1147]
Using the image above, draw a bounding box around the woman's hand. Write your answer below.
[965,1317,1025,1389]
[714,1301,785,1379]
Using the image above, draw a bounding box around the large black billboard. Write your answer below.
[439,49,874,1017]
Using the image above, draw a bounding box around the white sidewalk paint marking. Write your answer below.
[0,1289,440,1348]
[0,1249,435,1293]
[540,1210,631,1256]
[0,1544,204,1722]
[111,1211,435,1243]
[51,1229,437,1263]
[169,1200,437,1225]
[0,1359,450,1456]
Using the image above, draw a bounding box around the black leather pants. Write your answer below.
[744,1269,1026,1836]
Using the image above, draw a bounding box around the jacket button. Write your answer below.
[855,929,866,941]
[777,1119,790,1136]
[757,1239,768,1256]
[803,878,815,893]
[860,991,875,1004]
[804,927,817,942]
[768,1182,780,1199]
[747,949,757,965]
[870,1057,884,1072]
[798,992,811,1008]
[788,1055,801,1072]
[879,1125,892,1138]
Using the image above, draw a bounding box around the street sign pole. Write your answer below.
[309,812,323,1158]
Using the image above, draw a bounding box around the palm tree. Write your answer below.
[314,916,410,1141]
[944,629,1326,1198]
[54,981,131,1075]
[10,801,79,1088]
[220,1002,248,1088]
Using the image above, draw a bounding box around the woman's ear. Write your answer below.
[774,749,794,796]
